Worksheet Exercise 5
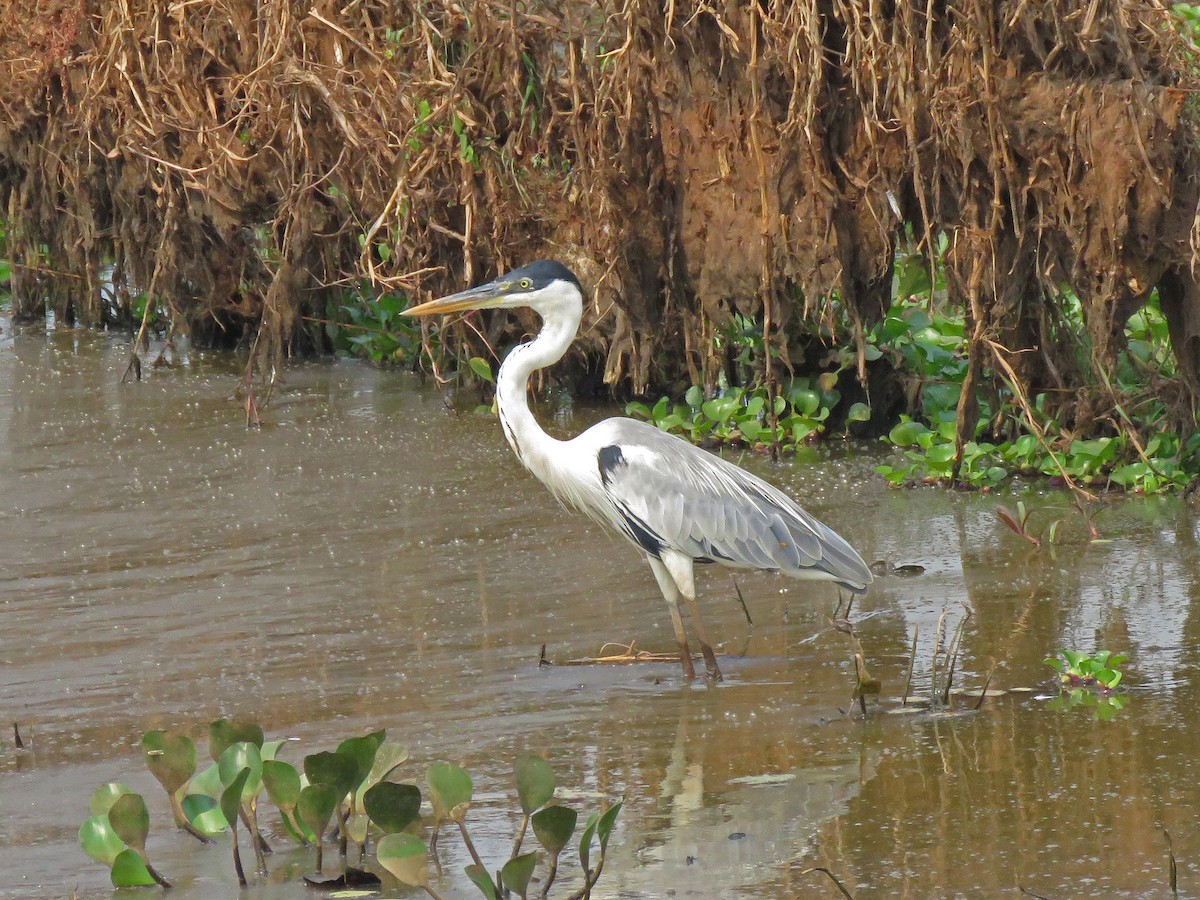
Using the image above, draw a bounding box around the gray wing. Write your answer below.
[591,419,873,591]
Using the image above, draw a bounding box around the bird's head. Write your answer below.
[403,260,583,318]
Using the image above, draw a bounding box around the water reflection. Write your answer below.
[2,324,1200,897]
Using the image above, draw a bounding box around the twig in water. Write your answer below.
[941,603,973,705]
[1165,828,1178,897]
[902,627,918,706]
[730,575,753,626]
[798,866,855,899]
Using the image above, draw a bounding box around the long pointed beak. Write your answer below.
[403,281,506,317]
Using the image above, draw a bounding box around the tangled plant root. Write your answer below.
[1,1,1199,437]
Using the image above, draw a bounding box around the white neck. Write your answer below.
[495,282,584,484]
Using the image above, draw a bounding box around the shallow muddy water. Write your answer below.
[3,324,1200,898]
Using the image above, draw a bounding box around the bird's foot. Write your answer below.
[677,641,697,679]
[700,643,723,683]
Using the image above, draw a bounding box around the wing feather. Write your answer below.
[582,418,873,590]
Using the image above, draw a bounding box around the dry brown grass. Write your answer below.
[2,1,1199,433]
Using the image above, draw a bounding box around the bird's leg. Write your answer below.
[661,552,723,682]
[648,556,697,679]
[667,601,696,679]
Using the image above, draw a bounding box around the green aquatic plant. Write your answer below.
[80,720,622,897]
[1045,648,1126,690]
[1045,649,1129,721]
[323,285,420,365]
[78,784,170,888]
[626,379,868,452]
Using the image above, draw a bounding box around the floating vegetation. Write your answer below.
[1044,649,1130,721]
[80,719,622,896]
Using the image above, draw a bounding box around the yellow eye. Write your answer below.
[519,278,532,289]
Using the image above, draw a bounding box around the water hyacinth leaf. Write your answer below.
[336,730,386,792]
[262,759,302,810]
[888,419,928,446]
[219,741,263,802]
[189,761,223,799]
[499,852,537,899]
[846,401,871,423]
[296,783,339,840]
[110,848,156,887]
[363,782,422,834]
[305,750,360,802]
[261,738,288,762]
[514,753,554,815]
[107,793,150,851]
[531,805,577,854]
[376,832,429,888]
[578,813,598,873]
[596,801,622,852]
[361,743,409,794]
[79,815,126,866]
[464,863,498,899]
[142,730,197,795]
[427,762,472,822]
[220,768,251,833]
[182,794,228,834]
[209,719,264,762]
[89,782,134,817]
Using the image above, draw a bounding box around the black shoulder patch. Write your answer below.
[597,444,626,486]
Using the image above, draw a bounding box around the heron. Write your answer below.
[403,260,873,681]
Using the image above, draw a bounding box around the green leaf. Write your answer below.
[262,759,302,811]
[305,750,359,803]
[513,753,554,816]
[220,768,251,832]
[531,805,577,855]
[363,782,422,834]
[846,401,871,423]
[468,357,495,384]
[218,741,263,803]
[261,739,288,762]
[189,762,223,799]
[465,863,498,899]
[336,730,386,794]
[296,783,339,842]
[684,385,704,407]
[625,401,652,419]
[578,813,598,873]
[181,794,228,835]
[209,719,264,762]
[427,762,472,823]
[89,783,134,817]
[888,419,929,447]
[500,852,538,899]
[376,833,429,888]
[895,255,932,299]
[110,848,156,887]
[788,389,820,417]
[142,730,197,795]
[702,397,738,424]
[79,815,126,866]
[363,743,409,789]
[107,793,150,852]
[596,801,622,852]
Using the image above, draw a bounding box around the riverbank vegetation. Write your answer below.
[4,1,1200,490]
